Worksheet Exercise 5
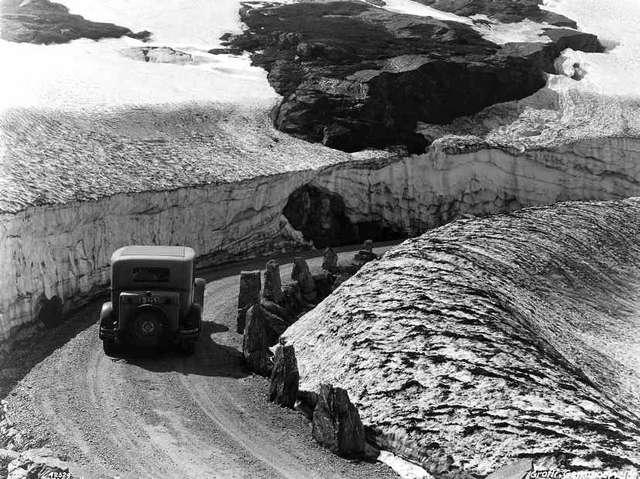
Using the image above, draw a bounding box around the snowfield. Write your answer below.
[0,0,279,111]
[2,0,639,110]
[543,0,640,97]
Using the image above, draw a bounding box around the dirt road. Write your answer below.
[1,247,398,479]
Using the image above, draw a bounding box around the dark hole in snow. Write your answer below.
[282,184,406,248]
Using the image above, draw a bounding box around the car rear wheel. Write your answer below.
[103,339,119,357]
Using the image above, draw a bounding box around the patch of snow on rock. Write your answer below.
[376,0,557,44]
[377,0,472,24]
[471,15,553,44]
[378,451,433,479]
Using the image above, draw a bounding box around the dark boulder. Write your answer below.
[208,47,243,56]
[242,304,272,376]
[269,342,300,409]
[226,1,602,152]
[312,384,365,458]
[237,270,261,334]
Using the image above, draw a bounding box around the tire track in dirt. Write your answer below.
[3,246,398,479]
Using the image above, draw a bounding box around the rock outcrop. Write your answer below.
[226,1,602,151]
[284,198,640,476]
[269,342,300,409]
[0,0,149,44]
[311,384,366,459]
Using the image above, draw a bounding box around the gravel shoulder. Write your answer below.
[0,247,398,479]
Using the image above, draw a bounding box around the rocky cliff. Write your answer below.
[226,1,602,152]
[284,197,640,477]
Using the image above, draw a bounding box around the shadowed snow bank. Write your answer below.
[284,198,640,477]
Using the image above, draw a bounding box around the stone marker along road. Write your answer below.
[2,245,398,479]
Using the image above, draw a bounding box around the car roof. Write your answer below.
[111,245,196,264]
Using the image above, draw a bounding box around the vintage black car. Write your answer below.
[99,245,205,356]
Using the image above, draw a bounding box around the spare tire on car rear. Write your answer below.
[130,306,166,348]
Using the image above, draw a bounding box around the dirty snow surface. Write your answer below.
[285,198,640,477]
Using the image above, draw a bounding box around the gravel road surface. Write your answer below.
[1,246,398,479]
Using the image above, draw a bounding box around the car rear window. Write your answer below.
[132,267,170,283]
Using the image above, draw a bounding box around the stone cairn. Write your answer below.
[311,384,366,458]
[240,240,380,379]
[238,241,379,459]
[236,270,261,334]
[269,339,299,409]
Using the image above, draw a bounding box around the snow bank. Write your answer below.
[4,133,640,352]
[285,197,640,475]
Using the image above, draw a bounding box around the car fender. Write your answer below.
[194,278,205,307]
[99,301,116,340]
[100,301,113,322]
